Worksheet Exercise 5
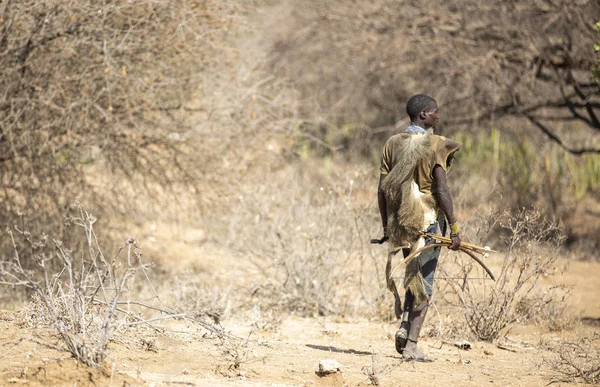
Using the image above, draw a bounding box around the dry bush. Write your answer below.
[0,0,274,248]
[0,205,218,366]
[216,330,265,376]
[441,209,566,342]
[2,207,146,365]
[227,164,388,319]
[249,304,283,332]
[163,275,232,325]
[516,285,576,332]
[546,333,600,384]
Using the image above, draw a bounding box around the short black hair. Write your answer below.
[406,94,437,121]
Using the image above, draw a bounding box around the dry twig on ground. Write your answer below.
[546,333,600,385]
[362,349,394,386]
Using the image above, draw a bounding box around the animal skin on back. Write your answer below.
[381,133,436,249]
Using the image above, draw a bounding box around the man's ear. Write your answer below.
[419,110,427,119]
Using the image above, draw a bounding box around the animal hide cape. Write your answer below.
[381,133,436,250]
[381,133,440,305]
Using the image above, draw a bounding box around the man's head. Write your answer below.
[406,94,439,129]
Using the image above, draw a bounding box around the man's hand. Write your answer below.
[450,233,461,250]
[449,221,461,250]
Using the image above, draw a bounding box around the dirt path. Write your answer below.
[0,307,598,386]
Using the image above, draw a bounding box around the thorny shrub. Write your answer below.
[0,206,212,366]
[216,330,265,376]
[362,350,395,386]
[441,209,566,342]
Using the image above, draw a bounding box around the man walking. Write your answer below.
[377,94,461,361]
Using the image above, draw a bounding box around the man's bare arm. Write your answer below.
[433,165,461,250]
[377,174,388,238]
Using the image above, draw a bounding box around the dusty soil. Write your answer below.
[1,223,599,387]
[0,310,598,387]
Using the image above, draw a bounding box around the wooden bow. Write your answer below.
[389,233,496,281]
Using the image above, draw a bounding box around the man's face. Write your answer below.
[421,104,440,129]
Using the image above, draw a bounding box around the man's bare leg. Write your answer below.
[395,290,413,354]
[386,250,403,320]
[402,299,433,362]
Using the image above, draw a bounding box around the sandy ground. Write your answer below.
[0,311,598,387]
[0,224,599,387]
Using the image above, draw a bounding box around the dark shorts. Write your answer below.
[418,222,441,295]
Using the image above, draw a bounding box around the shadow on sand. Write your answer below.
[305,344,372,356]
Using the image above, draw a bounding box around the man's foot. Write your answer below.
[394,322,410,354]
[402,340,433,362]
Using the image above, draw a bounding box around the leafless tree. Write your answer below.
[259,0,600,154]
[0,0,234,243]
